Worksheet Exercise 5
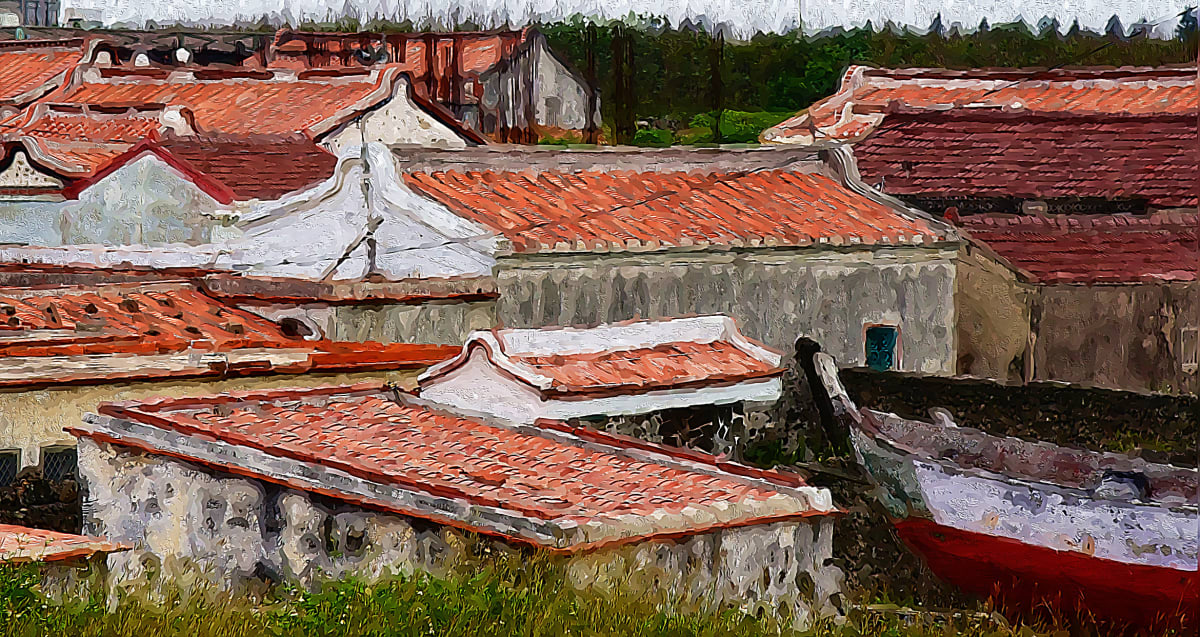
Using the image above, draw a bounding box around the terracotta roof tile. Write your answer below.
[153,136,337,201]
[0,524,128,563]
[0,40,85,106]
[0,281,305,357]
[0,280,457,386]
[84,384,831,549]
[763,65,1198,143]
[962,213,1200,284]
[514,341,780,394]
[42,67,400,138]
[423,316,784,402]
[854,111,1199,209]
[404,169,949,253]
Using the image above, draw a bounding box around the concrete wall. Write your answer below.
[1033,282,1200,395]
[326,300,498,345]
[956,246,1200,394]
[953,244,1033,381]
[532,40,595,131]
[494,247,958,373]
[0,370,419,472]
[480,35,596,138]
[79,439,841,626]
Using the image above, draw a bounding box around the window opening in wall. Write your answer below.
[0,449,18,487]
[1182,327,1199,373]
[42,446,77,483]
[865,325,899,372]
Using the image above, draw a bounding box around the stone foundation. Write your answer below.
[79,438,841,626]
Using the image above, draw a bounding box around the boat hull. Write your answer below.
[896,516,1200,628]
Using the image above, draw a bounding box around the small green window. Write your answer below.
[865,326,898,372]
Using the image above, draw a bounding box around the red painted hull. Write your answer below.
[895,517,1200,630]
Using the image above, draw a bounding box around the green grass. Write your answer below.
[2,554,1176,637]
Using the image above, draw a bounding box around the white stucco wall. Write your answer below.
[0,154,230,247]
[322,78,470,152]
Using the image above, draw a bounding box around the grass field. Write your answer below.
[1,552,1177,637]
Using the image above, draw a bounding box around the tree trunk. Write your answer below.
[709,29,724,144]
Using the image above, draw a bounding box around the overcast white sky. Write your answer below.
[60,0,1189,39]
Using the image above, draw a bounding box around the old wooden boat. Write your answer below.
[809,352,1199,627]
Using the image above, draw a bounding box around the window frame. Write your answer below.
[863,323,902,372]
[0,449,19,487]
[40,445,77,483]
[1181,326,1199,373]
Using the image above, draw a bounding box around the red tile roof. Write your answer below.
[0,281,295,357]
[853,111,1199,209]
[0,280,457,386]
[762,65,1198,144]
[51,135,338,202]
[82,384,833,550]
[155,136,338,201]
[962,213,1200,284]
[422,316,784,398]
[0,40,86,107]
[515,341,780,395]
[42,67,402,138]
[0,524,128,563]
[404,169,951,253]
[3,108,165,143]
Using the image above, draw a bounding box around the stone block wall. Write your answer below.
[79,437,841,626]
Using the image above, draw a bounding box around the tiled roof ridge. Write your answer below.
[421,315,784,397]
[0,277,195,297]
[879,104,1200,121]
[863,63,1197,82]
[0,38,86,50]
[963,212,1200,230]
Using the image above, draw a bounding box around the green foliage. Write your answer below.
[0,556,1134,637]
[632,128,674,147]
[540,20,1194,143]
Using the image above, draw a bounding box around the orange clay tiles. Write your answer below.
[0,40,86,108]
[83,384,834,549]
[0,523,129,563]
[38,67,404,138]
[513,341,781,395]
[403,169,951,253]
[961,213,1200,285]
[761,65,1199,143]
[0,280,457,385]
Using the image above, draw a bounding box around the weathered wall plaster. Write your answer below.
[953,244,1033,381]
[1033,282,1200,395]
[322,78,471,152]
[80,439,841,626]
[493,247,957,372]
[0,155,228,247]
